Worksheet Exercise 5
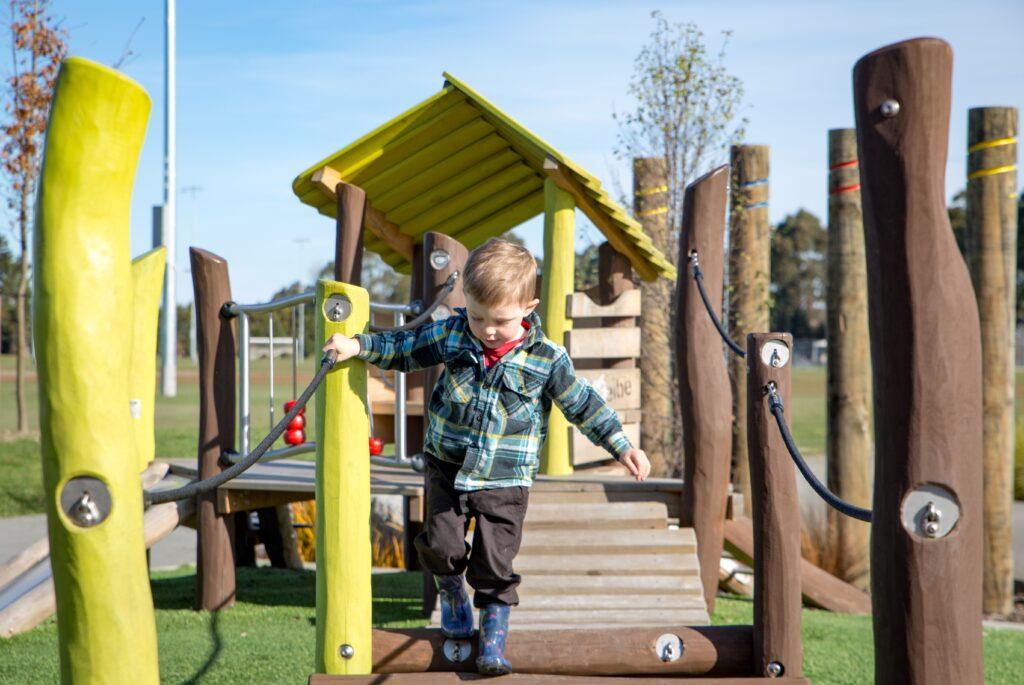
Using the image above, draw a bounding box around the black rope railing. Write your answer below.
[765,382,872,522]
[145,350,339,506]
[368,272,460,333]
[689,251,746,358]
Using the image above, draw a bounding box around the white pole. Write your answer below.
[160,0,177,396]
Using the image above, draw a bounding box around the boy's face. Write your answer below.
[464,294,540,349]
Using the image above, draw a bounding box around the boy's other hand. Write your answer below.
[620,448,651,482]
[322,333,361,363]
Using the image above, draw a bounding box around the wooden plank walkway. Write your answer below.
[428,501,709,631]
[163,459,685,519]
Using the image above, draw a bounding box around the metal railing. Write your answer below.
[224,290,423,469]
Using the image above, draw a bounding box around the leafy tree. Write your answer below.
[0,0,67,433]
[614,11,746,475]
[770,210,827,338]
[0,231,17,353]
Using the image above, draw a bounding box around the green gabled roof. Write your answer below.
[292,72,676,281]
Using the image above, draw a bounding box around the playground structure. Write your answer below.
[0,34,1000,685]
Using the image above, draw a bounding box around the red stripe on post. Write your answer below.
[829,183,861,196]
[829,159,859,171]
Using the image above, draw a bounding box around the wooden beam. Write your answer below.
[723,517,871,615]
[566,289,641,318]
[311,167,414,263]
[544,156,658,281]
[361,625,755,677]
[312,676,809,685]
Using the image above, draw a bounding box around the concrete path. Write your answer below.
[0,513,197,571]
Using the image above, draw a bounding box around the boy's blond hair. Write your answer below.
[463,238,537,306]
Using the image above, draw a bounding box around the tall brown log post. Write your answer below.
[418,231,468,616]
[966,106,1019,616]
[728,145,771,506]
[677,166,732,615]
[746,333,802,680]
[190,248,238,610]
[634,157,673,476]
[825,128,872,589]
[854,37,983,684]
[598,241,636,368]
[335,182,367,284]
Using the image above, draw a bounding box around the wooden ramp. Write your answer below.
[429,501,709,630]
[723,516,871,615]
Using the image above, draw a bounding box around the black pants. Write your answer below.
[414,456,528,607]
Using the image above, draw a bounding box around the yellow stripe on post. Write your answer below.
[314,279,372,675]
[130,247,166,472]
[540,177,575,475]
[33,57,158,684]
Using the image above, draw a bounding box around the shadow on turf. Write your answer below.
[151,567,423,625]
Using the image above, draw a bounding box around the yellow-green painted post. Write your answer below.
[130,247,166,472]
[33,58,157,684]
[314,279,372,675]
[540,177,575,475]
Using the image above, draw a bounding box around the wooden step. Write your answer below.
[523,502,668,530]
[312,674,810,684]
[515,553,698,576]
[519,528,694,556]
[431,608,711,627]
[515,573,704,595]
[432,594,706,615]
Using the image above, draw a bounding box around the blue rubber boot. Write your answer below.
[435,574,474,639]
[476,604,512,675]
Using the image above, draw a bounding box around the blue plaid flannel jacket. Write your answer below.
[355,308,632,490]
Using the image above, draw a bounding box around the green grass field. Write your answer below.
[1,568,1021,684]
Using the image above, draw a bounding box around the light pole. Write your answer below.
[159,0,177,396]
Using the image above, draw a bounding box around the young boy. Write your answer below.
[323,238,650,675]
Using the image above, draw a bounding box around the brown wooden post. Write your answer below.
[335,182,366,284]
[418,231,468,616]
[598,242,636,369]
[746,332,802,679]
[966,106,1018,616]
[825,128,872,589]
[190,247,237,610]
[677,166,732,615]
[633,157,673,476]
[854,37,983,684]
[728,145,771,507]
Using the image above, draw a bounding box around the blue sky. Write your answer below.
[10,0,1024,303]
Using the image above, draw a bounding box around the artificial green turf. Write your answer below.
[2,568,1022,684]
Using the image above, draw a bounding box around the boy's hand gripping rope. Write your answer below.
[688,251,746,358]
[765,382,872,522]
[145,350,340,506]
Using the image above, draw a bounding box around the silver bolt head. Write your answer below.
[339,643,355,659]
[766,661,784,677]
[924,521,940,537]
[880,99,900,118]
[430,249,451,270]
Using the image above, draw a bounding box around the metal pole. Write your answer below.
[159,0,177,396]
[298,303,305,360]
[292,306,298,399]
[269,315,275,430]
[394,311,407,462]
[239,313,250,456]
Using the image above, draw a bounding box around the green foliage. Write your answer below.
[770,209,827,338]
